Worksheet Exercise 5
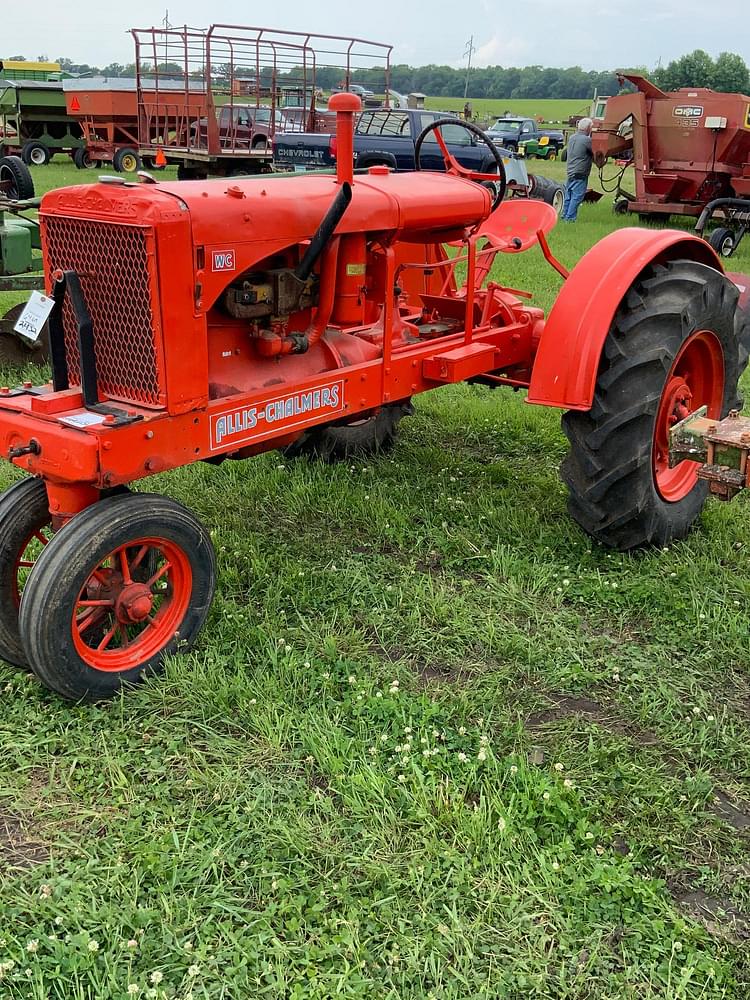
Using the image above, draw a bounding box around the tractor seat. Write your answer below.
[476,198,557,253]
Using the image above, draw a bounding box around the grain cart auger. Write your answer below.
[1,93,749,701]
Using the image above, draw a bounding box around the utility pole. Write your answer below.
[162,9,171,70]
[463,35,476,100]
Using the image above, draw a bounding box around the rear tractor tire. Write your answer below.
[283,400,413,462]
[18,493,216,701]
[561,260,750,550]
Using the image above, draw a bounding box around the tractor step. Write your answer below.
[670,406,750,500]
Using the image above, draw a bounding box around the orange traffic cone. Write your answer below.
[155,147,167,168]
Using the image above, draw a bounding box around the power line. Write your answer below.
[463,35,475,100]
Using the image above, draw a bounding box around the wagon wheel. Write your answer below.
[561,260,750,549]
[0,304,51,365]
[18,493,216,701]
[0,478,52,667]
[414,118,507,209]
[283,400,414,462]
[0,155,35,200]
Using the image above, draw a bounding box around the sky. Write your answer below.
[4,0,750,72]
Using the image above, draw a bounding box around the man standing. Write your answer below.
[561,117,593,222]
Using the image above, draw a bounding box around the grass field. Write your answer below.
[1,159,750,999]
[424,97,590,124]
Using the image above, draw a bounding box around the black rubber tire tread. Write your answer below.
[283,401,414,462]
[0,478,51,667]
[112,147,141,173]
[0,155,35,199]
[19,493,217,701]
[20,141,50,166]
[708,227,735,258]
[73,147,94,170]
[561,260,749,550]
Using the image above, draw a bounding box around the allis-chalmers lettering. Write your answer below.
[211,382,344,449]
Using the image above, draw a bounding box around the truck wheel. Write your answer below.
[283,401,413,462]
[112,148,141,173]
[0,478,52,667]
[19,493,216,701]
[561,260,749,550]
[708,227,736,258]
[73,147,95,170]
[20,141,50,166]
[0,155,35,199]
[252,135,270,151]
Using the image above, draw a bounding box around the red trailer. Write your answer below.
[63,78,205,173]
[131,25,392,179]
[592,74,750,253]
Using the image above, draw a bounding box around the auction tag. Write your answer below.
[13,291,54,344]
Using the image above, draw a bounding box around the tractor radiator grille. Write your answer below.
[41,217,165,408]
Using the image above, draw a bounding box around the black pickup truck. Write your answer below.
[485,117,565,154]
[273,108,527,181]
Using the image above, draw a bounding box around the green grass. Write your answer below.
[424,97,590,125]
[1,159,750,999]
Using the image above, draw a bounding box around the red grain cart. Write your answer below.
[592,74,750,255]
[1,95,749,701]
[63,78,206,173]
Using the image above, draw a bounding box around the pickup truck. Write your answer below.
[273,108,526,181]
[485,117,565,154]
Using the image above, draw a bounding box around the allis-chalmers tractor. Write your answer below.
[1,93,749,701]
[592,73,750,256]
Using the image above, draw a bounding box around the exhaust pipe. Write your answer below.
[294,181,352,282]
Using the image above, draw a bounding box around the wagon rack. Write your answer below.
[131,25,392,179]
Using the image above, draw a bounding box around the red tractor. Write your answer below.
[1,93,749,701]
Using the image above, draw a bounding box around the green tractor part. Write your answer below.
[518,135,558,160]
[0,155,48,366]
[669,406,750,501]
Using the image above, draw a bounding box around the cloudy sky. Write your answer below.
[4,0,749,71]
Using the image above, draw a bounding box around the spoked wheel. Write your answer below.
[562,260,750,549]
[283,400,414,462]
[19,494,216,701]
[0,478,52,667]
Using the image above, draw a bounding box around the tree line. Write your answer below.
[8,49,749,100]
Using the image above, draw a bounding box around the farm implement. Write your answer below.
[1,93,749,701]
[591,73,750,256]
[0,155,49,365]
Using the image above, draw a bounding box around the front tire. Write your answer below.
[561,260,749,550]
[112,147,141,173]
[0,478,52,667]
[708,227,736,258]
[19,493,216,701]
[0,155,35,199]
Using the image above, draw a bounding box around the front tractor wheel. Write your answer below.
[0,478,52,667]
[562,260,749,550]
[18,493,216,701]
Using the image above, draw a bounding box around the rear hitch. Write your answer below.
[669,406,750,500]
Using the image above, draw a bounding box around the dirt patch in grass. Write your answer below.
[0,808,49,871]
[670,877,750,943]
[526,691,750,835]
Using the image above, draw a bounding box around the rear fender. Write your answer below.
[527,228,722,411]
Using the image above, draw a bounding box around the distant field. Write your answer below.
[423,96,591,124]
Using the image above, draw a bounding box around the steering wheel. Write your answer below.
[414,117,507,210]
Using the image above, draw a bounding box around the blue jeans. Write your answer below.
[561,176,587,221]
